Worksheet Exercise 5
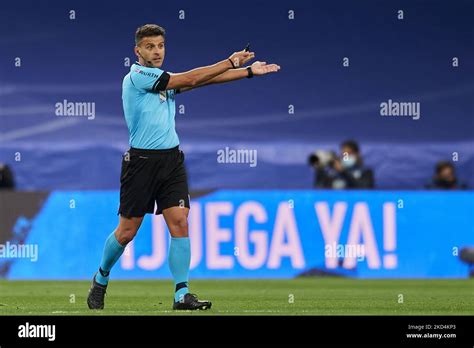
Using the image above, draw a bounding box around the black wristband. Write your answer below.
[228,58,237,69]
[246,66,254,78]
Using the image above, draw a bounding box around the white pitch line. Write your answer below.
[0,118,80,142]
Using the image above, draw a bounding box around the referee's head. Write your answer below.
[134,24,166,68]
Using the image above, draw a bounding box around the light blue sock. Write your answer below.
[95,231,125,286]
[168,237,191,302]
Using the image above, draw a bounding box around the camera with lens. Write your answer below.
[308,150,338,169]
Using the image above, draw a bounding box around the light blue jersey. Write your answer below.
[122,63,179,149]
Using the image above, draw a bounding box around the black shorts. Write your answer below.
[118,146,190,217]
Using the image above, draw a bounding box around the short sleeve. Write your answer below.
[130,66,170,92]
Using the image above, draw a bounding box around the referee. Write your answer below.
[87,24,280,310]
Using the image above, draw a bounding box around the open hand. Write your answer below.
[250,61,281,75]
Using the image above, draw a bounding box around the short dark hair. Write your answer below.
[435,161,454,174]
[135,24,166,45]
[341,140,360,154]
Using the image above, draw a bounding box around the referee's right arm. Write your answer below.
[164,50,254,90]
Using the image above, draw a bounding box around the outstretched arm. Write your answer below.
[176,61,281,93]
[165,50,255,91]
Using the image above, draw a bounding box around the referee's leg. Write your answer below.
[163,206,189,237]
[163,206,212,309]
[95,215,144,285]
[87,215,144,309]
[115,215,144,244]
[163,206,209,309]
[163,206,190,300]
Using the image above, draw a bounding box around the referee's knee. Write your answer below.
[168,216,188,238]
[115,225,138,245]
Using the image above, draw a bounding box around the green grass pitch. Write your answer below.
[0,278,473,315]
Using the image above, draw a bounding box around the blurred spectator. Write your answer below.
[426,161,468,190]
[308,140,374,189]
[0,162,15,190]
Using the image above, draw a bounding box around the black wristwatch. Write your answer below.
[246,66,254,78]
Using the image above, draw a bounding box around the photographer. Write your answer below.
[308,140,374,189]
[426,161,468,190]
[0,162,15,190]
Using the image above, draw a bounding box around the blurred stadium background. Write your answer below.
[0,0,473,311]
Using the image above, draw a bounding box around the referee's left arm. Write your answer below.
[177,61,281,93]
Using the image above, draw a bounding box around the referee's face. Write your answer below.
[135,35,165,68]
